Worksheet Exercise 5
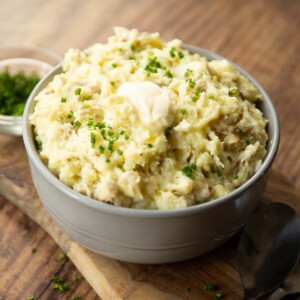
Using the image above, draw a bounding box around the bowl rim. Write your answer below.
[23,44,280,218]
[0,44,62,64]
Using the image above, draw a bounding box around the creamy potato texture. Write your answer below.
[31,28,268,210]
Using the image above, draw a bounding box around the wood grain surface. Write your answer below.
[0,0,299,299]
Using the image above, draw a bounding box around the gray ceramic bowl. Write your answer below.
[23,45,279,264]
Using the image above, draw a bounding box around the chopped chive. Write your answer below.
[124,134,129,140]
[229,88,239,96]
[73,275,79,282]
[110,81,115,86]
[209,95,215,100]
[108,131,114,137]
[106,158,110,163]
[99,146,105,154]
[188,79,196,88]
[32,247,37,253]
[73,120,81,128]
[72,295,79,300]
[67,110,74,119]
[74,88,81,95]
[204,283,216,291]
[181,163,197,179]
[59,252,67,260]
[61,97,67,103]
[144,56,161,73]
[195,88,201,96]
[119,130,125,135]
[178,51,184,59]
[27,297,35,300]
[216,168,223,177]
[53,283,70,292]
[233,175,239,180]
[101,128,106,136]
[95,122,105,129]
[184,68,193,78]
[117,149,123,155]
[81,95,91,102]
[213,293,223,300]
[112,62,117,68]
[90,132,96,148]
[165,69,173,78]
[180,108,187,115]
[108,141,114,152]
[147,143,153,148]
[169,47,176,58]
[87,117,94,128]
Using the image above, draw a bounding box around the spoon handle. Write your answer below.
[266,287,300,300]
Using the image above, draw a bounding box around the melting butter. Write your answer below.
[117,81,170,131]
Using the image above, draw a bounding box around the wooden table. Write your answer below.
[0,0,299,299]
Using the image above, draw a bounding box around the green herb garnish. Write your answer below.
[180,108,187,115]
[233,175,239,180]
[95,122,105,129]
[53,283,70,292]
[213,293,223,300]
[165,69,173,78]
[148,143,153,148]
[204,283,216,291]
[73,120,81,128]
[209,95,215,100]
[74,88,81,95]
[117,149,123,155]
[67,110,74,119]
[112,63,118,68]
[59,252,67,260]
[169,47,176,58]
[124,134,129,140]
[178,51,184,59]
[27,297,35,300]
[184,68,193,78]
[99,146,105,154]
[181,163,197,179]
[0,69,40,116]
[32,247,37,253]
[188,79,196,88]
[216,168,223,177]
[108,141,114,152]
[119,130,125,135]
[145,56,161,73]
[72,295,79,300]
[61,97,67,103]
[90,132,96,148]
[106,158,110,163]
[229,88,238,96]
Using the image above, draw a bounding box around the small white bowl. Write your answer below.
[0,45,62,136]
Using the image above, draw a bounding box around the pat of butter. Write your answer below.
[117,81,170,131]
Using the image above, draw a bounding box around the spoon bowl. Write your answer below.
[237,202,300,300]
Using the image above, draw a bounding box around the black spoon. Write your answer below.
[237,202,300,300]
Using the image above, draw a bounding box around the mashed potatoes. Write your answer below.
[30,27,268,210]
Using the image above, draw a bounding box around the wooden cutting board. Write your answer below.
[0,134,299,300]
